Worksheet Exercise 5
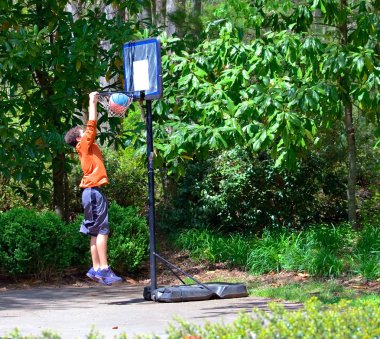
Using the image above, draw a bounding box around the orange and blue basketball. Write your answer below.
[109,93,131,115]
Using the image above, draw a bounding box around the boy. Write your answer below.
[64,91,122,285]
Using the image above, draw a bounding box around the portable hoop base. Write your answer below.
[143,252,248,302]
[144,282,248,303]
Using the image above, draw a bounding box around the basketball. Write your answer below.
[109,93,131,116]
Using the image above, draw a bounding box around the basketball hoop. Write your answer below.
[98,92,133,118]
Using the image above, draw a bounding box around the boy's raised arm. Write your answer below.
[88,91,99,121]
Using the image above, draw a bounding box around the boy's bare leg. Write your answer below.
[90,236,100,269]
[96,234,109,269]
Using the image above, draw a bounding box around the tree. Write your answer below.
[0,0,143,219]
[145,0,379,226]
[312,0,379,226]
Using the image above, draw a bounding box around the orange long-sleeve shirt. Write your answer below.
[76,120,109,188]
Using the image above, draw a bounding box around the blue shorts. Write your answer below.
[80,187,109,236]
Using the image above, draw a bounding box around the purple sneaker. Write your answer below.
[86,267,98,281]
[95,267,122,285]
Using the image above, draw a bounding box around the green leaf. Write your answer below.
[356,58,364,73]
[75,60,81,71]
[320,0,326,13]
[242,69,250,80]
[274,151,286,167]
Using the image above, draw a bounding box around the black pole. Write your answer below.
[145,99,157,292]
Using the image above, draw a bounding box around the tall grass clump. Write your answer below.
[301,224,354,277]
[246,224,354,277]
[175,229,251,268]
[174,223,379,280]
[245,228,305,275]
[352,224,380,280]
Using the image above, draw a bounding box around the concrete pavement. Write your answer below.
[0,284,301,338]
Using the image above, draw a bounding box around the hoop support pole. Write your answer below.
[145,97,157,291]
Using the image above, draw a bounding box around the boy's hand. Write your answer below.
[89,91,99,106]
[88,91,99,121]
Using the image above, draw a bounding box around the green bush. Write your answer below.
[160,147,347,234]
[0,204,149,280]
[0,208,72,280]
[64,145,148,219]
[4,299,380,338]
[163,298,380,338]
[65,202,149,274]
[102,146,147,211]
[0,176,48,212]
[64,215,91,269]
[108,202,149,273]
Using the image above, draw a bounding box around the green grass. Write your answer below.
[172,224,380,280]
[181,271,380,306]
[248,280,380,304]
[171,225,380,307]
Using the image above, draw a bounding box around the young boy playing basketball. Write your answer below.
[64,91,122,285]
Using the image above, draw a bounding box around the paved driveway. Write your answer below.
[0,284,301,338]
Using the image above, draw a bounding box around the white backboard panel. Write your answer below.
[123,38,163,101]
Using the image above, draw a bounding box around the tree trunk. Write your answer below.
[191,0,202,34]
[52,153,69,222]
[139,2,152,25]
[340,0,357,227]
[345,102,357,226]
[166,0,177,36]
[155,0,166,27]
[193,0,201,17]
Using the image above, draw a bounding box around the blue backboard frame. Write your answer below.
[123,37,163,101]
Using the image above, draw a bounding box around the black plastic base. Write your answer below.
[144,282,248,302]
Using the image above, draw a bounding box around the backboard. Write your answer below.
[123,37,163,101]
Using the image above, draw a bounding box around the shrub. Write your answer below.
[0,204,149,280]
[160,147,347,234]
[108,202,149,273]
[0,176,48,212]
[64,145,148,219]
[0,208,71,280]
[102,147,147,211]
[164,298,380,338]
[64,215,91,269]
[175,229,224,264]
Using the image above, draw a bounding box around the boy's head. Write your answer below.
[64,126,83,147]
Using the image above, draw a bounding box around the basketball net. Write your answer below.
[98,92,133,118]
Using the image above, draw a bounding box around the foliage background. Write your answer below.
[0,0,379,280]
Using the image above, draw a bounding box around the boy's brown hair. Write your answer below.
[64,126,82,147]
